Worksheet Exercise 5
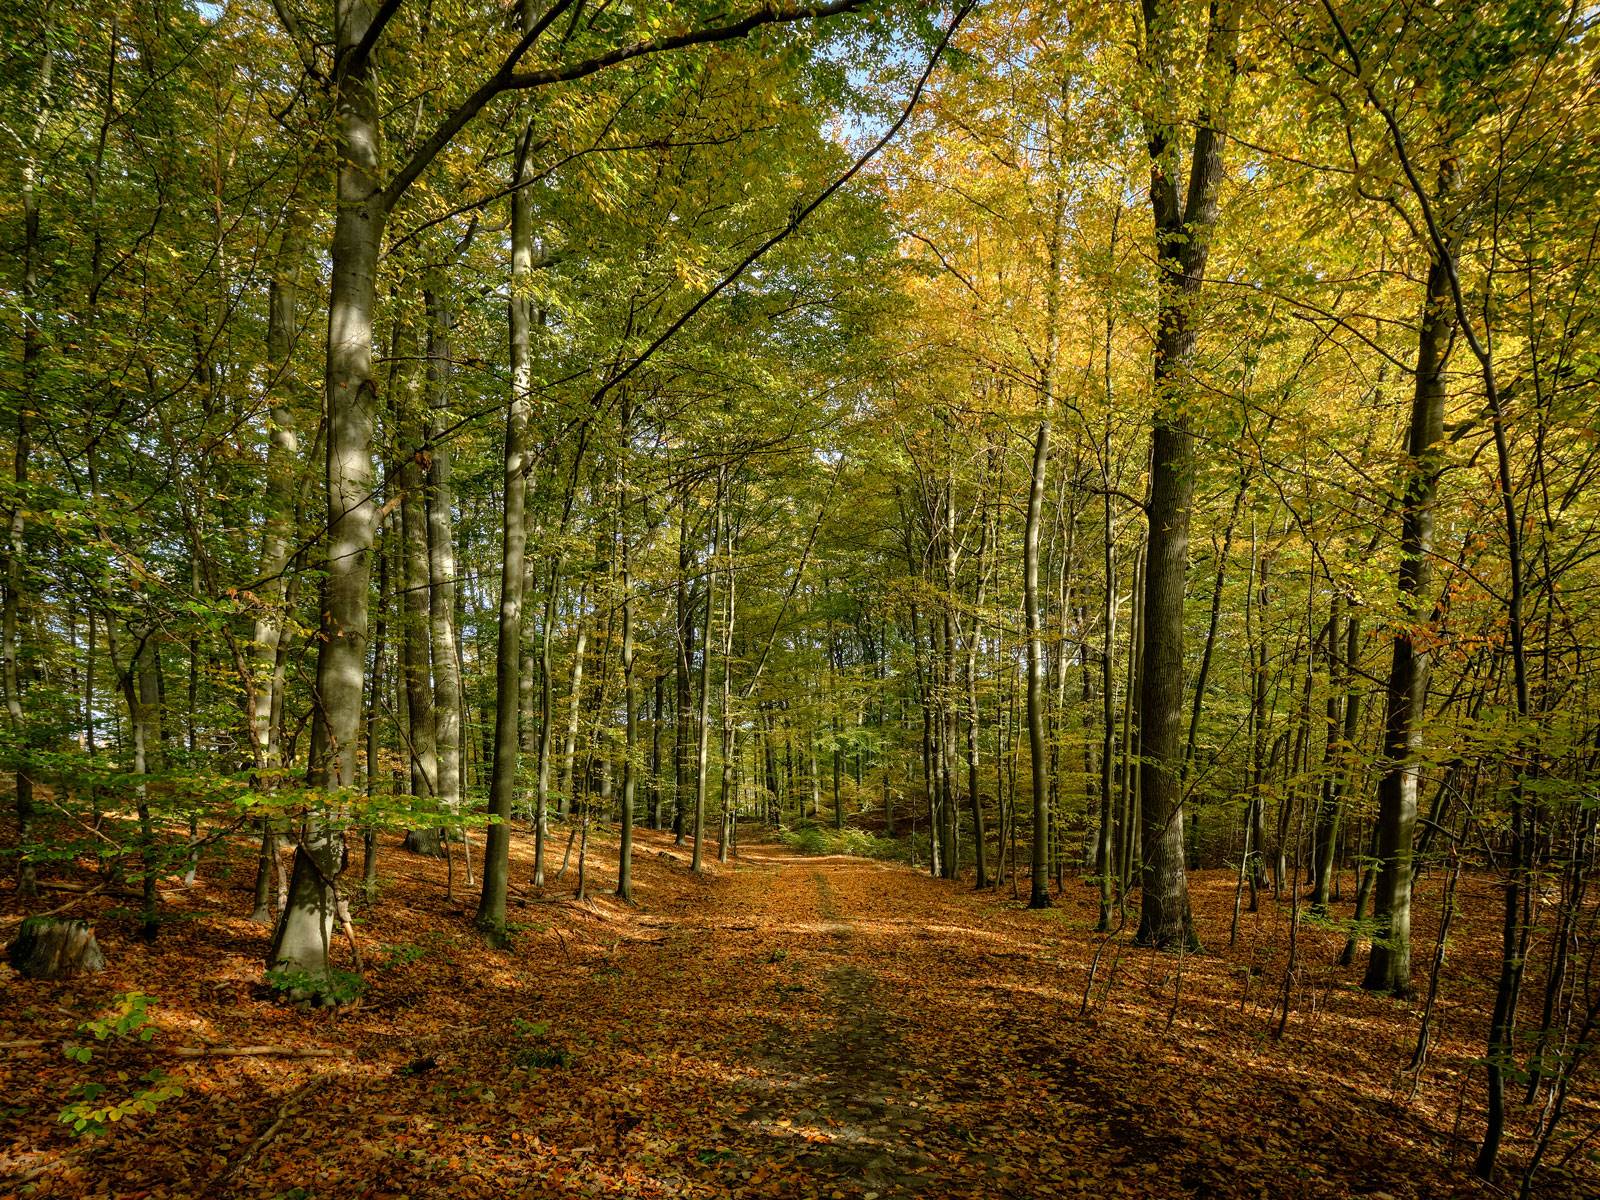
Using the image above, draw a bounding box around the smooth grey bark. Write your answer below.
[1134,0,1237,949]
[1183,476,1245,787]
[425,288,464,849]
[649,672,665,829]
[1048,453,1080,894]
[134,640,163,940]
[7,31,50,901]
[268,0,384,979]
[965,465,993,889]
[398,321,441,854]
[248,213,304,923]
[1246,525,1271,910]
[717,517,737,864]
[617,397,636,901]
[1024,415,1052,910]
[475,115,537,945]
[1093,267,1120,928]
[691,470,722,874]
[533,440,586,884]
[520,551,539,804]
[362,515,391,904]
[907,593,940,879]
[1025,174,1065,910]
[761,703,779,827]
[102,622,161,944]
[931,612,953,871]
[533,553,562,886]
[1096,450,1118,930]
[559,585,589,817]
[1363,235,1454,997]
[1118,543,1144,892]
[1311,589,1349,913]
[833,592,847,835]
[938,479,959,875]
[674,489,694,842]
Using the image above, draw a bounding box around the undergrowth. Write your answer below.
[779,821,905,861]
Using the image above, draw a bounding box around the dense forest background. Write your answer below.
[2,0,1599,1195]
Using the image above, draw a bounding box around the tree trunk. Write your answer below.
[1024,415,1052,910]
[649,672,665,829]
[248,213,304,921]
[1096,436,1117,931]
[1246,526,1270,909]
[125,636,162,942]
[8,918,104,979]
[717,519,737,864]
[269,0,386,982]
[1363,239,1454,997]
[361,517,391,905]
[533,550,562,887]
[474,113,537,946]
[692,470,721,873]
[966,468,994,889]
[616,397,637,901]
[426,288,464,856]
[6,33,50,901]
[559,588,588,819]
[1119,542,1144,894]
[1134,0,1237,951]
[674,489,695,842]
[1311,589,1347,913]
[398,311,441,855]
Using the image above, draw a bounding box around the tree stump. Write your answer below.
[403,828,447,857]
[7,917,106,979]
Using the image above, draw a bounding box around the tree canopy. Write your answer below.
[3,1,1599,1195]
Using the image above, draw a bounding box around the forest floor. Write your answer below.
[1,822,1594,1199]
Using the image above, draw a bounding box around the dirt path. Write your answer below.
[558,844,1479,1200]
[584,847,1164,1200]
[735,866,939,1195]
[7,829,1517,1199]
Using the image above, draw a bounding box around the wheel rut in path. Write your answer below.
[739,867,940,1196]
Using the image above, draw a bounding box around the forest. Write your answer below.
[1,0,1598,1196]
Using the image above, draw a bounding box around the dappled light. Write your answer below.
[2,0,1598,1196]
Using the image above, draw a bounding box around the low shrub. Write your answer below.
[778,822,906,862]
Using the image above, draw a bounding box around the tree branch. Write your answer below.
[383,0,864,211]
[338,0,408,83]
[591,0,975,407]
[381,0,578,209]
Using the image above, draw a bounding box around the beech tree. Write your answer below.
[5,1,1600,1186]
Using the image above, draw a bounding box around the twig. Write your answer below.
[34,880,134,896]
[1166,938,1188,1040]
[1405,845,1461,1099]
[5,1156,73,1187]
[1079,903,1129,1017]
[6,1038,346,1058]
[174,1044,347,1059]
[213,1076,328,1187]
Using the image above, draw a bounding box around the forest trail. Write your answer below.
[496,842,1457,1200]
[1,829,1535,1198]
[573,845,1123,1198]
[535,839,1529,1200]
[14,0,1600,1194]
[635,855,962,1195]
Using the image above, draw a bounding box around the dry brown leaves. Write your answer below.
[1,825,1594,1199]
